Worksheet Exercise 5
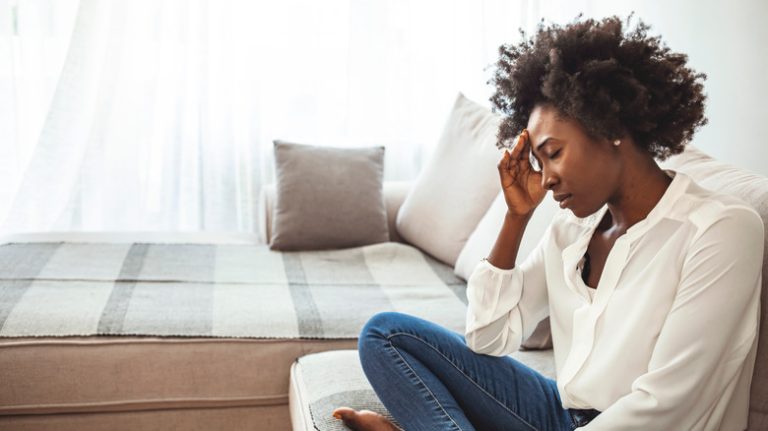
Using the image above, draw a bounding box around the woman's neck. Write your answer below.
[605,157,673,233]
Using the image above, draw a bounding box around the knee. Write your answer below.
[358,311,414,352]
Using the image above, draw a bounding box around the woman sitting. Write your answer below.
[333,14,763,431]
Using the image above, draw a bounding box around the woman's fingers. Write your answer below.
[509,131,526,160]
[499,129,533,178]
[518,129,532,161]
[498,149,509,172]
[519,130,535,174]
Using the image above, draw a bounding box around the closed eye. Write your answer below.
[549,149,561,159]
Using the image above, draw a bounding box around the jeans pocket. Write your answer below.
[568,408,601,429]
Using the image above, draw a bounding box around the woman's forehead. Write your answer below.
[527,106,566,145]
[527,105,586,147]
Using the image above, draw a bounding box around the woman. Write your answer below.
[333,15,763,431]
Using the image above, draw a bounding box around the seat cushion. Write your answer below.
[289,349,556,431]
[0,241,467,339]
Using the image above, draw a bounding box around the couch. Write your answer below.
[0,178,473,431]
[1,94,765,431]
[0,94,497,431]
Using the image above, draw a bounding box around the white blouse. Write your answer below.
[465,170,764,430]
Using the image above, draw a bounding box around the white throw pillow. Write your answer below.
[454,191,562,281]
[395,93,502,266]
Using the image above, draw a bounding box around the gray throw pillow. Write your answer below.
[270,140,389,250]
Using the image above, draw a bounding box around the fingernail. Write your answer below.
[333,412,342,420]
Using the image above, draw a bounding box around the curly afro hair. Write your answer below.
[489,14,707,161]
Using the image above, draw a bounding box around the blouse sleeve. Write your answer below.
[579,205,764,430]
[464,224,552,356]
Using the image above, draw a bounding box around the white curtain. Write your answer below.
[0,0,79,230]
[0,0,592,234]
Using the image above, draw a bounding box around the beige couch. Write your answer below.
[0,93,494,431]
[1,93,765,431]
[2,145,765,431]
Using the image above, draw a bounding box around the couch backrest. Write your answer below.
[661,145,768,429]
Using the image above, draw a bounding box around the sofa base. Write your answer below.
[0,404,290,431]
[0,336,359,431]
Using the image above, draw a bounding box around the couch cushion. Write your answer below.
[270,140,389,251]
[0,242,466,339]
[289,349,556,431]
[395,93,502,266]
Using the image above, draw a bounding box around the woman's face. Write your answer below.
[526,104,622,218]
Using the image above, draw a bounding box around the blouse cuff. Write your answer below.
[478,257,517,275]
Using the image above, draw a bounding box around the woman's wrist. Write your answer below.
[505,208,535,221]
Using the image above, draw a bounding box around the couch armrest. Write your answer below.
[258,181,413,245]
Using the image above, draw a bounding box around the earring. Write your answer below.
[613,139,621,146]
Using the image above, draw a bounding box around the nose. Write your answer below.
[541,169,558,191]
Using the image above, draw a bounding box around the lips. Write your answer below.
[553,193,572,209]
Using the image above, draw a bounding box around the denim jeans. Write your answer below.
[358,312,600,431]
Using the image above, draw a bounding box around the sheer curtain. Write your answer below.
[0,0,79,230]
[0,0,590,235]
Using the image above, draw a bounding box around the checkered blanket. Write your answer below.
[0,242,468,338]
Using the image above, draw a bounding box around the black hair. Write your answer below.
[489,14,707,160]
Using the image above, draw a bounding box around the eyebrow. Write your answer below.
[534,137,555,153]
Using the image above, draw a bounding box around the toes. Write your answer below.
[333,406,364,430]
[333,407,364,431]
[332,407,400,431]
[332,406,357,420]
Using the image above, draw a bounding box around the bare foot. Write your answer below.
[332,406,401,431]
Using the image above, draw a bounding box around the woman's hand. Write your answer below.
[497,129,546,217]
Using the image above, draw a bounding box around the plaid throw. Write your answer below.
[0,242,468,338]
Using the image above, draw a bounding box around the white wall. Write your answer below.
[574,0,768,175]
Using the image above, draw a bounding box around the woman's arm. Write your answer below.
[486,211,534,269]
[464,130,550,356]
[464,217,552,356]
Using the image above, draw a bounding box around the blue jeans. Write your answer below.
[358,312,600,431]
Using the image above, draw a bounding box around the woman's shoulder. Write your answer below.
[675,175,763,239]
